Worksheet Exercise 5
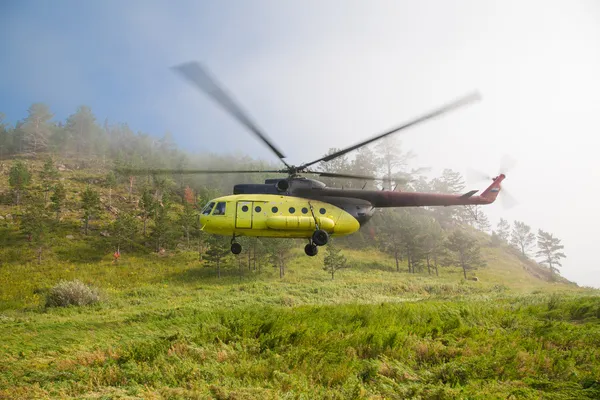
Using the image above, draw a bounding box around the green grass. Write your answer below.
[1,156,599,398]
[1,246,599,399]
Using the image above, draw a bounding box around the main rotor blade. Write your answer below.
[299,91,481,169]
[306,170,409,183]
[172,61,289,168]
[116,168,285,176]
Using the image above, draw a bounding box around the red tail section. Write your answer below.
[480,174,505,202]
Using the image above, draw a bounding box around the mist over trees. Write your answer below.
[0,103,567,279]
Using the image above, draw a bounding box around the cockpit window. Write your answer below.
[213,202,227,216]
[201,202,215,215]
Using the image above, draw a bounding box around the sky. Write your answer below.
[1,0,599,287]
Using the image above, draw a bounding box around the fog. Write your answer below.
[1,0,599,287]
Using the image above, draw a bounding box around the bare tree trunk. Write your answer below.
[85,216,89,235]
[462,264,467,280]
[426,255,431,275]
[128,176,134,202]
[331,269,335,280]
[394,250,399,272]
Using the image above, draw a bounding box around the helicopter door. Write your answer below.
[235,201,253,229]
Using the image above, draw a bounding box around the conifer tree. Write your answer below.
[50,182,66,220]
[105,171,116,208]
[536,229,566,275]
[323,240,349,280]
[9,160,31,205]
[496,218,511,243]
[446,230,485,280]
[22,103,53,153]
[139,188,155,236]
[20,196,50,264]
[81,186,101,235]
[40,157,59,202]
[510,221,536,257]
[204,234,230,278]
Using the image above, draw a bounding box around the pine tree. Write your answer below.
[204,234,230,278]
[22,103,53,153]
[9,160,31,205]
[496,218,511,243]
[40,156,59,202]
[20,196,51,264]
[323,240,349,280]
[446,230,485,280]
[473,209,491,232]
[105,171,117,208]
[510,221,536,257]
[65,105,98,155]
[267,238,295,278]
[179,203,197,245]
[50,182,66,220]
[422,217,446,276]
[110,211,139,250]
[536,229,566,275]
[81,186,101,235]
[150,194,175,252]
[375,136,414,190]
[139,188,155,236]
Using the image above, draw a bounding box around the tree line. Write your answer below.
[0,103,566,280]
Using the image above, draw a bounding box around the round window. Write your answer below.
[319,208,326,215]
[241,205,249,212]
[272,206,279,213]
[289,207,295,214]
[301,207,308,214]
[255,206,262,212]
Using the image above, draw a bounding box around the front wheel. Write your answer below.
[304,243,318,256]
[231,242,242,254]
[312,229,329,246]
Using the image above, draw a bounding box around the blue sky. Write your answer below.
[1,1,600,287]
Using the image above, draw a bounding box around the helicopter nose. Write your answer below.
[199,214,207,229]
[334,212,360,235]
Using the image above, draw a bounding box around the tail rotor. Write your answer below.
[466,155,518,209]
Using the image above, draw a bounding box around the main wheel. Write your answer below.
[312,229,329,246]
[304,243,318,257]
[231,242,242,254]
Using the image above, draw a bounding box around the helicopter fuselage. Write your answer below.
[199,193,360,239]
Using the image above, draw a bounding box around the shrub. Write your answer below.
[45,279,100,307]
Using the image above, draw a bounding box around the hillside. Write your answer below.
[1,155,599,399]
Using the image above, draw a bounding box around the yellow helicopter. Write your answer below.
[125,62,503,257]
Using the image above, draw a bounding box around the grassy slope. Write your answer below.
[1,157,599,399]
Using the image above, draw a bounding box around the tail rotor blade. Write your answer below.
[500,187,519,209]
[466,167,490,184]
[499,154,517,174]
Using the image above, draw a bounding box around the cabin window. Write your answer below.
[272,206,278,213]
[289,207,295,214]
[201,202,215,215]
[213,202,227,216]
[319,207,326,215]
[301,207,308,214]
[241,205,249,212]
[255,206,262,212]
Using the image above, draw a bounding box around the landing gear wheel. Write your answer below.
[231,242,242,255]
[312,229,329,246]
[304,243,318,257]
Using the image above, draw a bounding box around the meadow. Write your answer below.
[1,243,599,399]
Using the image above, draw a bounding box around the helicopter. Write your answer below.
[123,61,506,257]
